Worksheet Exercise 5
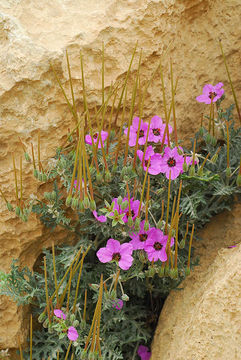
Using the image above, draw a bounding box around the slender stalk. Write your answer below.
[226,121,230,168]
[219,40,241,124]
[72,255,85,313]
[68,140,80,196]
[83,144,94,200]
[0,189,8,204]
[160,61,170,146]
[208,97,214,133]
[66,265,73,312]
[170,60,178,145]
[31,143,36,170]
[102,42,105,107]
[20,156,23,205]
[199,152,210,171]
[114,86,128,167]
[171,195,176,222]
[113,269,120,291]
[145,176,150,222]
[66,50,77,123]
[83,289,87,321]
[64,342,72,360]
[12,154,19,204]
[187,224,195,268]
[165,171,172,234]
[137,158,150,217]
[44,257,51,324]
[141,116,152,167]
[18,336,23,360]
[126,182,132,219]
[52,242,59,307]
[160,199,165,222]
[106,86,118,154]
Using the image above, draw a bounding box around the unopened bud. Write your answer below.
[117,196,123,206]
[70,314,75,322]
[73,320,79,328]
[43,319,49,328]
[24,152,31,162]
[48,326,54,334]
[71,198,78,210]
[197,168,204,177]
[236,174,241,187]
[78,200,85,212]
[105,171,111,182]
[96,172,102,184]
[144,220,149,231]
[90,199,96,211]
[205,133,212,144]
[182,161,188,172]
[226,167,231,177]
[120,201,128,211]
[189,166,195,176]
[121,294,129,301]
[83,196,90,209]
[6,202,13,211]
[15,206,21,216]
[65,195,72,207]
[158,267,165,277]
[185,267,191,276]
[138,250,147,263]
[127,216,134,227]
[33,169,38,178]
[38,312,46,323]
[199,127,204,137]
[164,265,170,277]
[169,268,178,279]
[211,136,217,146]
[134,217,141,232]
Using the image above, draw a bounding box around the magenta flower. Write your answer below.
[137,145,163,175]
[96,239,134,270]
[144,228,174,262]
[129,220,155,250]
[196,82,224,104]
[93,210,107,223]
[112,299,124,310]
[111,197,140,223]
[67,326,79,341]
[137,345,151,360]
[159,146,184,180]
[124,117,149,147]
[148,115,172,144]
[53,309,66,320]
[85,131,108,149]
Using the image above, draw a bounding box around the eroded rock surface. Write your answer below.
[0,0,241,351]
[151,202,241,360]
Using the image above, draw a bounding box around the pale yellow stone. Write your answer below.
[0,0,241,352]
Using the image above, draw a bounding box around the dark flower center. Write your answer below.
[144,159,151,167]
[167,157,176,167]
[93,133,98,139]
[139,233,148,242]
[209,91,217,99]
[152,128,160,136]
[137,129,145,138]
[112,253,121,261]
[126,209,135,218]
[154,242,162,251]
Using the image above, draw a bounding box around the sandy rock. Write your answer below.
[151,202,241,360]
[0,0,241,351]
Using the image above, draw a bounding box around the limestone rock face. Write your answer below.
[151,202,241,360]
[0,0,241,351]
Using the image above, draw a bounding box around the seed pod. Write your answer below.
[105,170,111,182]
[158,267,165,277]
[144,220,149,231]
[182,162,188,172]
[24,152,31,162]
[211,136,217,146]
[120,200,128,211]
[169,268,178,279]
[90,199,96,211]
[179,238,185,249]
[65,195,72,207]
[205,133,212,144]
[78,200,85,212]
[189,166,195,176]
[83,196,90,209]
[96,172,102,184]
[185,267,191,276]
[7,202,13,211]
[134,217,141,232]
[15,206,21,216]
[42,173,48,182]
[127,216,134,227]
[121,294,129,301]
[117,196,123,206]
[236,174,241,187]
[33,169,39,178]
[226,167,231,177]
[38,312,46,323]
[199,127,204,137]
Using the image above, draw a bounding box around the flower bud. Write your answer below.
[38,312,46,323]
[90,199,96,211]
[121,294,129,301]
[117,196,123,206]
[78,200,85,212]
[144,220,149,231]
[127,216,134,227]
[179,238,185,249]
[164,265,170,277]
[83,196,90,209]
[211,136,217,146]
[43,319,49,328]
[70,314,75,322]
[6,202,13,211]
[73,320,79,327]
[48,326,54,334]
[65,195,72,207]
[236,174,241,187]
[15,206,21,216]
[24,152,31,162]
[226,167,231,177]
[169,268,178,279]
[134,217,141,232]
[33,169,39,178]
[182,161,188,172]
[185,267,191,276]
[120,201,128,211]
[105,170,111,182]
[189,166,195,176]
[96,172,102,184]
[138,250,147,263]
[197,168,203,177]
[199,127,204,137]
[158,267,165,277]
[71,197,78,210]
[205,133,212,144]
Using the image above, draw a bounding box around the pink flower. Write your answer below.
[67,326,79,341]
[124,117,149,147]
[93,210,107,223]
[159,147,184,180]
[148,115,172,144]
[129,220,155,250]
[137,145,163,175]
[85,131,108,149]
[111,197,140,223]
[144,228,174,262]
[137,345,151,360]
[96,239,134,270]
[53,309,66,320]
[196,82,224,104]
[112,299,124,310]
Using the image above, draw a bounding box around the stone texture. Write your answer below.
[151,202,241,360]
[0,0,241,352]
